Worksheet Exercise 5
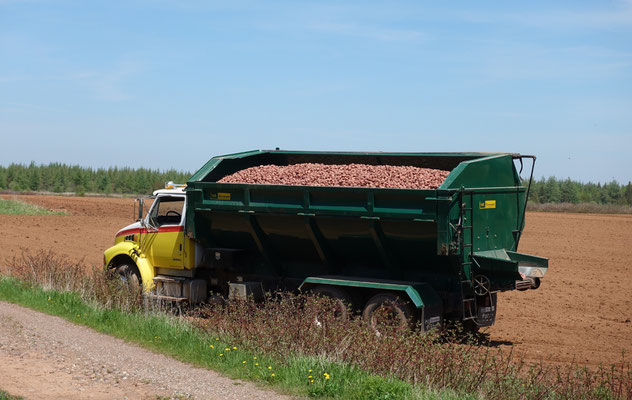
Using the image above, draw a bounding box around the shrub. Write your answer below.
[3,250,143,312]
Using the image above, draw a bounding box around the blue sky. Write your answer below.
[1,0,631,183]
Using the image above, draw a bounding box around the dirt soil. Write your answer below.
[489,211,632,367]
[0,194,135,268]
[1,194,631,372]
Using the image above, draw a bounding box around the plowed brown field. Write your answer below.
[2,194,631,368]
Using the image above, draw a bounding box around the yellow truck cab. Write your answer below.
[104,183,202,300]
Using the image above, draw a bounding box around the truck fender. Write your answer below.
[104,242,155,291]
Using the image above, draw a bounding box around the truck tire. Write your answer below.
[310,285,354,322]
[362,293,416,335]
[115,263,141,288]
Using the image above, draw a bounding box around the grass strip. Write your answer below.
[0,198,67,215]
[0,276,470,400]
[0,390,23,400]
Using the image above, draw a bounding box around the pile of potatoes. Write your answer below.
[218,163,450,189]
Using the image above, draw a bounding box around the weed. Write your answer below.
[0,390,23,400]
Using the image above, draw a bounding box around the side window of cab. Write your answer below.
[148,196,185,227]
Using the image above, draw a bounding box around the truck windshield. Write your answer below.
[147,196,184,227]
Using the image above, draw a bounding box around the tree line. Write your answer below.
[0,162,191,195]
[0,162,631,205]
[527,177,632,206]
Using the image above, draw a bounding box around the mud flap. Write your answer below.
[475,293,497,327]
[420,302,443,332]
[412,283,443,332]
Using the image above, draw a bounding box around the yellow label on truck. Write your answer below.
[211,192,231,200]
[479,200,496,209]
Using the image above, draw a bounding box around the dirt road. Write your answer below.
[1,194,631,370]
[0,301,290,399]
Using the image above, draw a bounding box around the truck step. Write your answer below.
[145,293,187,303]
[153,275,187,283]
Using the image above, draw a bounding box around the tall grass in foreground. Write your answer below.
[195,295,631,399]
[1,250,143,312]
[2,251,631,399]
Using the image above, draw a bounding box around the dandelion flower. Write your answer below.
[232,346,237,350]
[253,356,257,360]
[310,380,314,383]
[219,354,224,357]
[324,373,330,380]
[268,366,272,370]
[242,361,246,364]
[255,363,259,366]
[271,373,275,377]
[210,345,214,349]
[308,376,312,379]
[215,337,219,341]
[225,348,230,351]
[308,369,312,373]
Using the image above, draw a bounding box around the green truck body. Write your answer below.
[181,150,548,330]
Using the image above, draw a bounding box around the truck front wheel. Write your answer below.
[362,293,416,336]
[115,263,141,288]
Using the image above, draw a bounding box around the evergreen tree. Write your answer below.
[535,178,547,204]
[542,177,561,203]
[0,167,7,189]
[97,173,111,193]
[40,165,54,191]
[625,182,632,206]
[604,181,622,205]
[560,178,580,204]
[27,161,41,191]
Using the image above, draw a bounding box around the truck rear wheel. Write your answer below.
[310,285,354,323]
[362,293,415,336]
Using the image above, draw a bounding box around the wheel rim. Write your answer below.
[369,302,408,335]
[473,275,491,296]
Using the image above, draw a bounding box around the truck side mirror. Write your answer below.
[136,198,144,221]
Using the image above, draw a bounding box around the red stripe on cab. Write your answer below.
[116,225,184,238]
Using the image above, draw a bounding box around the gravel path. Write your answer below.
[0,301,292,399]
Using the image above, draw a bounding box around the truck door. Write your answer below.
[142,195,186,269]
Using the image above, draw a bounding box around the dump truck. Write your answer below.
[104,150,548,331]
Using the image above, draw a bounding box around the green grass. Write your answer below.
[0,276,469,400]
[0,198,67,215]
[0,390,22,400]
